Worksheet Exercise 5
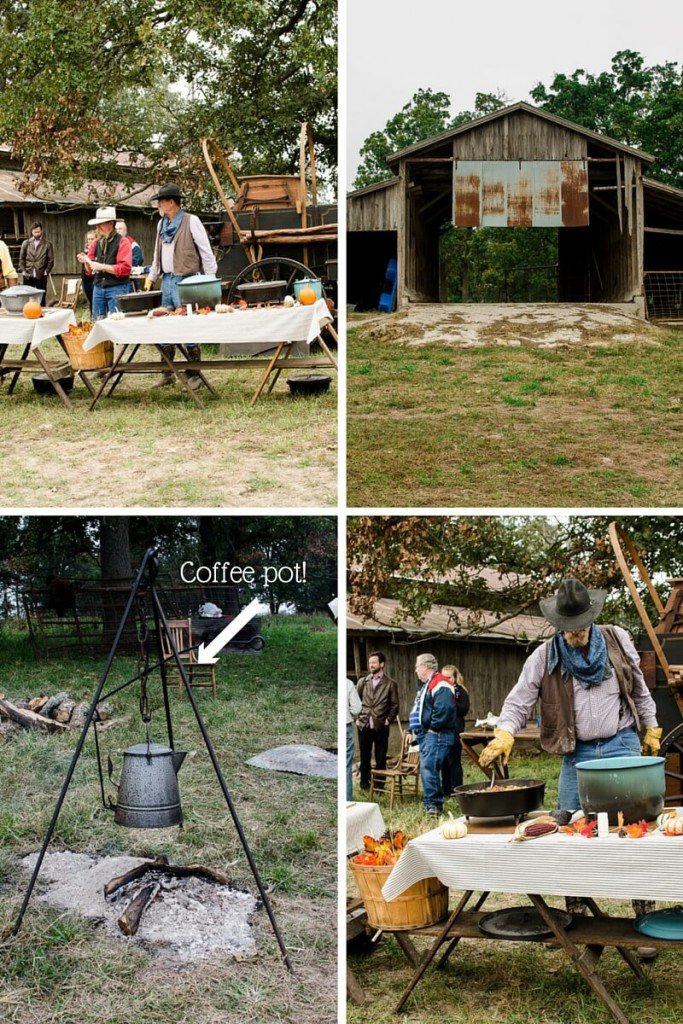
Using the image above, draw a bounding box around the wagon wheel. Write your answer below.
[227,257,325,304]
[661,723,683,805]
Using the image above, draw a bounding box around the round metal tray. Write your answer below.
[478,906,573,940]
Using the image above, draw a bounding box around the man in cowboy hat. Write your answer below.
[480,577,662,956]
[480,578,661,801]
[77,206,132,318]
[144,183,217,390]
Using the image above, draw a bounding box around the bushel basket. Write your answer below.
[350,859,447,930]
[63,331,113,371]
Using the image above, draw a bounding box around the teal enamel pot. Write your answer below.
[177,274,222,309]
[576,755,665,825]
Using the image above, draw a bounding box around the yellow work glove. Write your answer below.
[642,726,663,756]
[479,728,515,769]
[143,277,153,292]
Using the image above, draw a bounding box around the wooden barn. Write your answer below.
[347,102,683,320]
[0,148,168,297]
[347,597,552,724]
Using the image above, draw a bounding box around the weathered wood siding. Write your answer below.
[39,209,158,278]
[406,192,440,300]
[348,181,399,232]
[452,110,587,162]
[348,633,538,726]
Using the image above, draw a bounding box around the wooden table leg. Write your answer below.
[266,343,292,394]
[316,332,338,369]
[437,891,490,969]
[393,932,422,967]
[7,342,30,393]
[528,894,631,1024]
[88,345,127,410]
[250,342,286,405]
[106,345,140,398]
[394,890,474,1014]
[34,350,72,409]
[177,345,216,396]
[158,347,204,407]
[583,897,644,979]
[347,964,366,1005]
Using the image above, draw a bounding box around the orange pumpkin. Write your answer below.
[298,286,317,306]
[23,300,42,319]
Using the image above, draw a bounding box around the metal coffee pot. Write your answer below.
[108,742,187,828]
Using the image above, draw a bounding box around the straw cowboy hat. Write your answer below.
[88,206,118,226]
[539,578,607,631]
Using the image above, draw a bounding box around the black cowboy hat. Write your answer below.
[150,183,182,201]
[539,578,607,631]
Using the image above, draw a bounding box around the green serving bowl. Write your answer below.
[576,755,665,825]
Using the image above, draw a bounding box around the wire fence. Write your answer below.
[644,271,683,322]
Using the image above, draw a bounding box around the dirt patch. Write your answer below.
[22,851,259,963]
[355,303,667,348]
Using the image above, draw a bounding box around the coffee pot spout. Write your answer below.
[172,749,188,774]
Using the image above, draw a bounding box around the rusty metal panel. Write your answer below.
[560,160,589,226]
[454,161,589,228]
[453,164,481,227]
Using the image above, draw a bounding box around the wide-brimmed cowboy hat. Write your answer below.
[539,578,607,631]
[88,206,117,225]
[150,183,182,202]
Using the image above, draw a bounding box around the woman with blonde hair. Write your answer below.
[440,664,469,796]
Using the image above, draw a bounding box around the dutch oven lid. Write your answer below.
[1,285,44,295]
[478,907,573,940]
[180,274,219,284]
[635,906,683,940]
[124,742,173,756]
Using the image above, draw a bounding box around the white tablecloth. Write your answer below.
[346,802,386,856]
[0,309,77,350]
[382,813,683,903]
[82,299,331,357]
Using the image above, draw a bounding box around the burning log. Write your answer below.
[104,855,232,897]
[117,882,161,936]
[105,856,234,937]
[0,696,67,733]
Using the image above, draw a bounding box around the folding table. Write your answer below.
[0,308,78,409]
[80,299,337,409]
[378,819,683,1023]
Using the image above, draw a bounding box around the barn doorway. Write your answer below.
[347,230,397,311]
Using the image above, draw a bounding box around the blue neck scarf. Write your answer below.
[159,209,185,244]
[547,625,609,689]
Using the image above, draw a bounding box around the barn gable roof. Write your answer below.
[386,101,656,167]
[347,598,552,644]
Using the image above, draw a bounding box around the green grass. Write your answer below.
[347,329,683,507]
[0,337,336,508]
[0,615,337,1024]
[348,749,683,1023]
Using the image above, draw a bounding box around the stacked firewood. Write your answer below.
[0,692,116,737]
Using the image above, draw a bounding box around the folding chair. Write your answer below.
[369,731,420,811]
[160,618,217,699]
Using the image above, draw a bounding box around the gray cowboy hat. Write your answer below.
[539,578,607,631]
[150,183,182,201]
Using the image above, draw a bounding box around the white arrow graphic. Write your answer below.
[196,598,262,664]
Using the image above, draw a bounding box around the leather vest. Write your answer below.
[94,232,126,288]
[538,625,640,755]
[153,214,202,278]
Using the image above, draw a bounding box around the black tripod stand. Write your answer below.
[9,547,292,971]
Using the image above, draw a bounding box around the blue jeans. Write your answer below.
[160,272,185,310]
[419,730,455,811]
[92,282,130,319]
[346,723,355,801]
[557,727,641,811]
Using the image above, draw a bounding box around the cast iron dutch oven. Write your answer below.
[32,370,75,396]
[116,290,163,314]
[454,778,546,821]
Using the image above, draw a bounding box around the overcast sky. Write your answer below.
[345,0,682,187]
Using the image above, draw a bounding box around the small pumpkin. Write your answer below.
[657,810,677,830]
[215,303,232,314]
[662,815,683,836]
[22,299,42,319]
[298,285,317,306]
[440,812,467,840]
